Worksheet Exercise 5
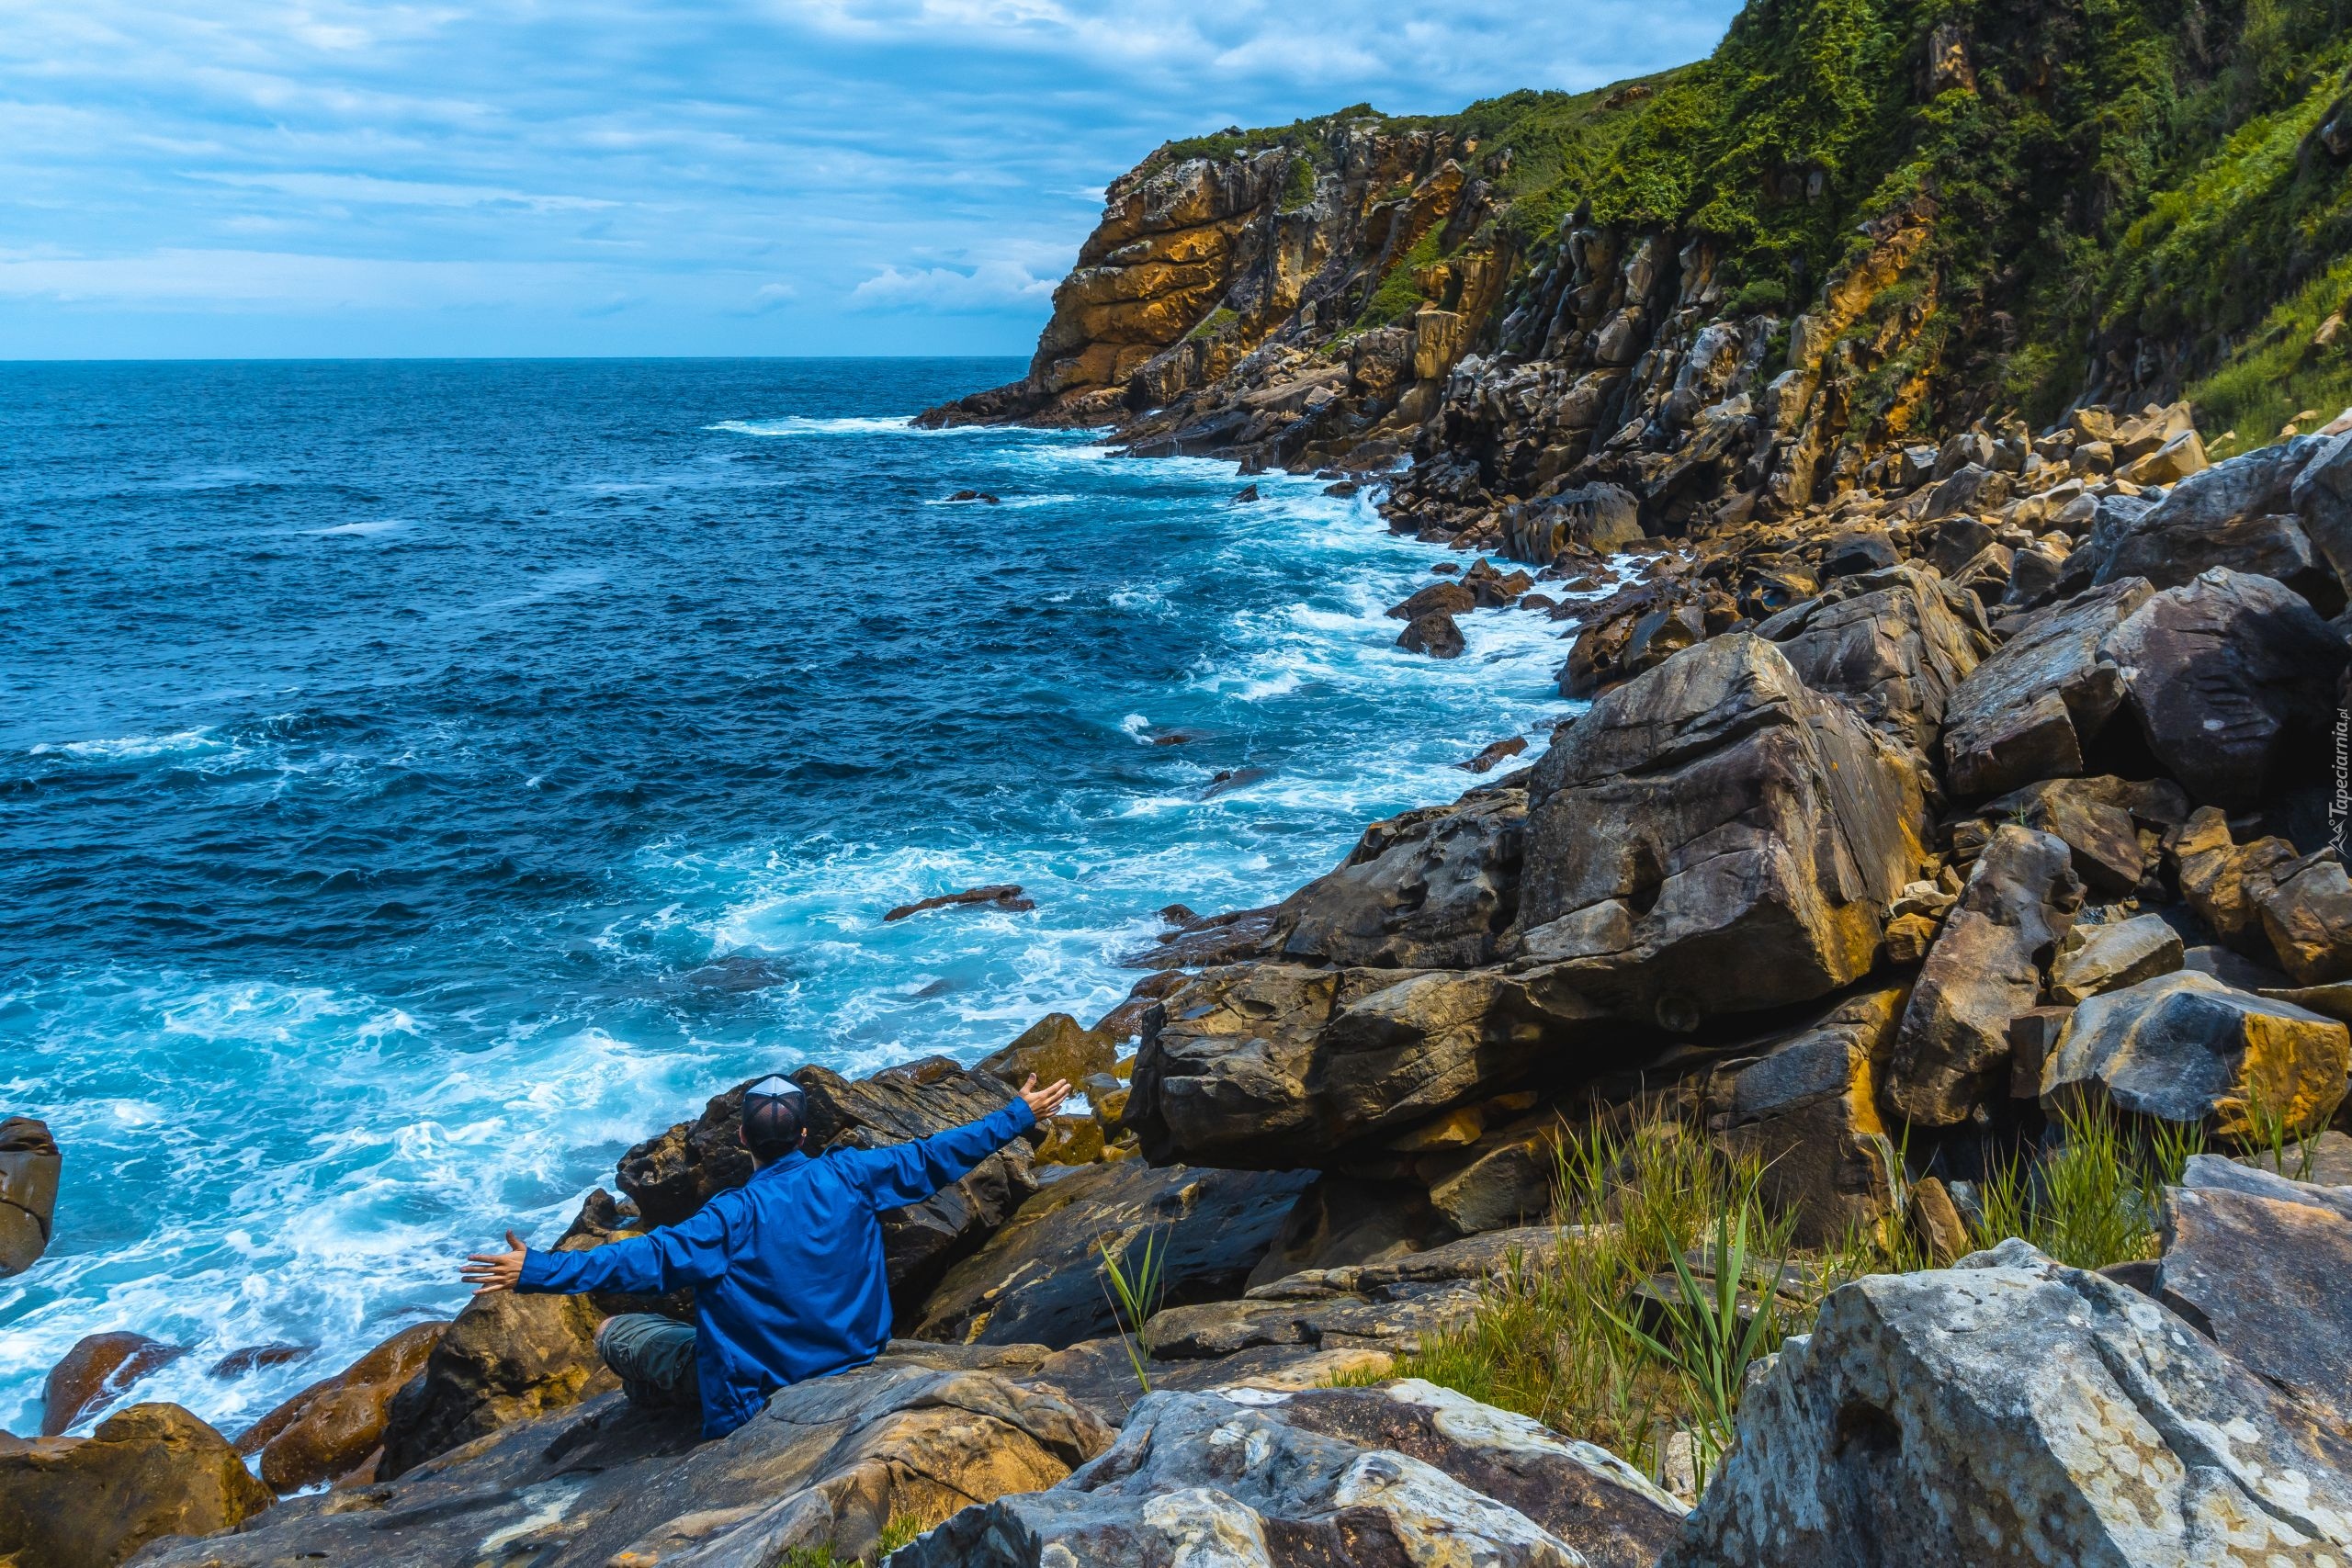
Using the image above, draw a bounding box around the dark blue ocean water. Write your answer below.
[0,358,1590,1435]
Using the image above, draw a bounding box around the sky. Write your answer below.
[0,1,1741,359]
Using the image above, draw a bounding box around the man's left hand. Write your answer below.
[461,1230,528,1295]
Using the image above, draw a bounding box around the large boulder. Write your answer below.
[0,1404,272,1568]
[2048,912,2183,1005]
[1940,578,2153,799]
[1271,784,1526,969]
[2170,806,2301,953]
[137,1356,1111,1568]
[41,1334,187,1438]
[2097,566,2349,808]
[1123,963,1577,1169]
[975,1014,1120,1092]
[1661,1242,2352,1567]
[1755,564,1986,750]
[1502,480,1645,561]
[379,1276,614,1478]
[2039,970,2350,1135]
[908,1157,1313,1348]
[0,1117,60,1279]
[897,1380,1688,1568]
[2090,436,2335,603]
[1242,1174,1462,1289]
[1514,634,1930,1028]
[2291,427,2352,593]
[1702,987,1906,1246]
[2156,1154,2352,1427]
[1884,827,2082,1125]
[2253,848,2352,987]
[232,1320,447,1493]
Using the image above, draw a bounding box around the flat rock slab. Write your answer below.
[896,1380,1686,1568]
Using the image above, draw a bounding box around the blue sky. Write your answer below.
[0,1,1740,358]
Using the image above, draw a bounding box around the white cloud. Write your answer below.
[846,261,1056,313]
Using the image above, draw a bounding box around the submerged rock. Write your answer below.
[0,1117,61,1280]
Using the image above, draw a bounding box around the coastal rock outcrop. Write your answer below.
[42,1333,187,1438]
[1513,633,1930,1027]
[1661,1241,2352,1567]
[233,1320,447,1493]
[0,1404,272,1568]
[896,1380,1687,1568]
[1271,783,1525,969]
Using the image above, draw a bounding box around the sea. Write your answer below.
[0,357,1595,1438]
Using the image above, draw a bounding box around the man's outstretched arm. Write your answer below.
[847,1075,1070,1212]
[460,1196,737,1298]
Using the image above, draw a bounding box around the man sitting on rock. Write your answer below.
[460,1070,1069,1439]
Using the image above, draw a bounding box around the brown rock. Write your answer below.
[2049,913,2183,1005]
[379,1282,613,1478]
[234,1321,448,1493]
[1885,826,2082,1125]
[1705,987,1906,1246]
[0,1118,61,1280]
[1940,577,2153,799]
[884,884,1035,921]
[1456,735,1528,773]
[41,1334,187,1438]
[1756,564,1985,750]
[1905,1176,1970,1265]
[2171,806,2299,953]
[1516,633,1930,1027]
[975,1012,1119,1092]
[1396,609,1466,657]
[1272,784,1526,970]
[2253,849,2352,986]
[0,1404,271,1568]
[1385,580,1476,621]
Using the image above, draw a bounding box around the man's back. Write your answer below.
[515,1094,1035,1437]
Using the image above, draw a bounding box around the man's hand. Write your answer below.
[460,1230,528,1296]
[1019,1074,1072,1120]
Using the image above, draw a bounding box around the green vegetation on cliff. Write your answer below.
[1144,0,2352,438]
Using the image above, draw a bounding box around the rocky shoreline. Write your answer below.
[12,32,2352,1566]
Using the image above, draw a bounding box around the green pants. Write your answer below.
[595,1313,701,1411]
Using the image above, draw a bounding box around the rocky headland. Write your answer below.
[11,1,2352,1563]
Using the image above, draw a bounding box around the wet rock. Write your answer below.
[2098,566,2349,808]
[206,1345,313,1380]
[1703,987,1906,1246]
[885,883,1035,921]
[2157,1154,2352,1426]
[1457,735,1529,773]
[1941,577,2153,799]
[0,1404,272,1568]
[1385,580,1476,621]
[1661,1242,2352,1568]
[975,1012,1119,1092]
[1461,558,1536,607]
[234,1321,447,1494]
[2049,912,2183,1005]
[1756,564,1985,750]
[1272,784,1525,970]
[1033,1114,1106,1166]
[945,489,1001,503]
[899,1380,1688,1568]
[908,1156,1312,1348]
[1885,826,2082,1125]
[1502,480,1645,562]
[2040,969,2350,1135]
[616,1078,762,1227]
[41,1333,187,1438]
[0,1118,60,1279]
[1117,903,1281,969]
[1124,963,1574,1169]
[140,1358,1109,1568]
[1396,609,1466,657]
[1516,634,1931,1027]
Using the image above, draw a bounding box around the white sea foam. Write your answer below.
[309,519,405,537]
[28,729,227,761]
[707,416,989,438]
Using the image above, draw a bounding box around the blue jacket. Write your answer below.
[516,1096,1035,1438]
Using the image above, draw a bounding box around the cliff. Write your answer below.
[927,0,2352,509]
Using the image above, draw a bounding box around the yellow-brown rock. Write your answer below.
[233,1319,447,1493]
[0,1403,272,1568]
